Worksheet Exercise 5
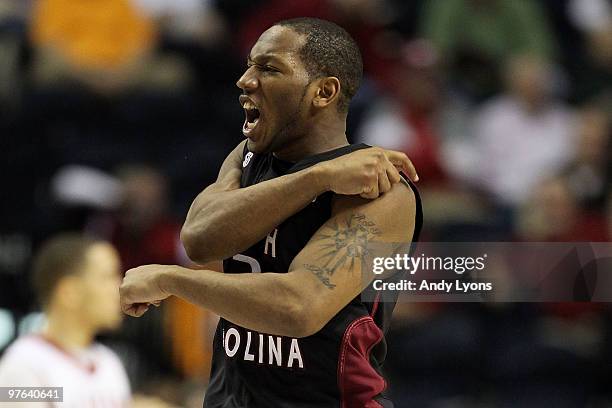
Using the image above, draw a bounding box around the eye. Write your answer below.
[259,65,278,73]
[246,62,279,74]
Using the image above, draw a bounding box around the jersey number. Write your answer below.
[232,254,261,273]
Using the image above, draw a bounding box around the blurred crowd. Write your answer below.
[0,0,611,406]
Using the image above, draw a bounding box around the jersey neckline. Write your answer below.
[285,143,370,174]
[31,334,97,374]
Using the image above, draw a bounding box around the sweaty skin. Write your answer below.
[121,183,415,337]
[120,24,418,337]
[181,25,417,265]
[181,141,417,264]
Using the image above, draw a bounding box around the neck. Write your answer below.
[274,117,349,162]
[513,93,547,115]
[43,307,95,350]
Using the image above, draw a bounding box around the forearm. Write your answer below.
[160,266,311,337]
[182,165,328,263]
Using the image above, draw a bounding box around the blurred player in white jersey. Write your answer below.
[0,234,131,407]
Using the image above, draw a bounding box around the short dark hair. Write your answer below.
[32,233,99,309]
[275,17,363,112]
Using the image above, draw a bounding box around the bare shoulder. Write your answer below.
[225,140,248,167]
[331,180,416,242]
[214,140,248,186]
[233,139,248,155]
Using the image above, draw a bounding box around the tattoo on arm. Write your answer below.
[304,213,381,290]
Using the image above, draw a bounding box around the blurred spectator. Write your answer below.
[564,101,612,211]
[511,170,608,404]
[517,176,609,241]
[0,234,131,406]
[235,0,395,84]
[126,0,243,139]
[570,1,612,103]
[567,0,612,32]
[470,54,575,208]
[132,0,228,46]
[357,39,448,186]
[37,165,124,239]
[568,0,612,33]
[577,22,612,99]
[88,165,184,270]
[52,165,123,211]
[86,165,215,391]
[29,0,189,95]
[355,39,497,235]
[420,0,556,100]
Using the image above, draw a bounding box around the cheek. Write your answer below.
[85,279,121,311]
[267,81,307,113]
[104,280,121,305]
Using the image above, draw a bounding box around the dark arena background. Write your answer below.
[1,0,612,406]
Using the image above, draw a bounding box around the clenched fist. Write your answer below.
[119,265,171,317]
[315,147,418,199]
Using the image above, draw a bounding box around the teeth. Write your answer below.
[243,101,257,110]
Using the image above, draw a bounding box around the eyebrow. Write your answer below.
[247,53,285,65]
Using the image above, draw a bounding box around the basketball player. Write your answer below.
[0,234,131,407]
[120,17,422,407]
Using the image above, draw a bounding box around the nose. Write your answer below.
[236,68,258,92]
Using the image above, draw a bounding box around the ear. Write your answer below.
[312,77,341,109]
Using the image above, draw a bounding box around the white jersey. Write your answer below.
[0,335,131,407]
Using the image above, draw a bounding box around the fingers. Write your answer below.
[385,160,401,185]
[133,303,149,316]
[122,300,161,317]
[123,303,149,317]
[361,159,397,199]
[330,147,418,197]
[384,150,419,182]
[378,167,391,194]
[120,283,158,317]
[360,180,379,199]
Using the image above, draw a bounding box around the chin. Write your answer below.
[247,139,270,154]
[101,315,123,331]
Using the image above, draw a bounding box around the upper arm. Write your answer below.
[209,140,247,193]
[184,140,246,223]
[286,182,416,333]
[182,140,246,257]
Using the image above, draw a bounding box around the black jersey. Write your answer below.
[205,143,423,408]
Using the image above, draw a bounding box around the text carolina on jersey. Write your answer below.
[223,327,304,369]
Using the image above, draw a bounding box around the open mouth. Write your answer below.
[241,97,261,137]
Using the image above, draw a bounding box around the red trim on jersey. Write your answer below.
[32,335,97,374]
[370,292,381,317]
[337,316,386,408]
